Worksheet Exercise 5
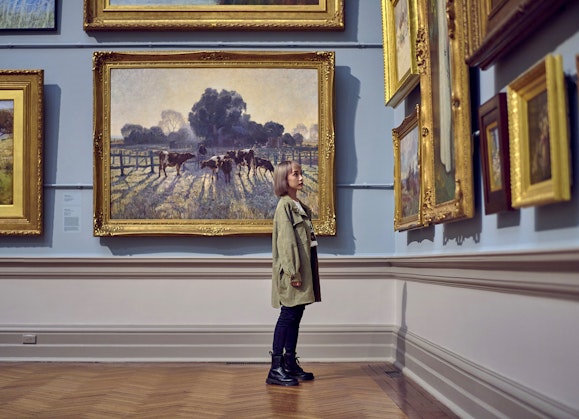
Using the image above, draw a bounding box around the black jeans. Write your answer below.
[272,304,305,356]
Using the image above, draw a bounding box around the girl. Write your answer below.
[266,160,321,386]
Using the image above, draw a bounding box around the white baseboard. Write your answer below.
[394,328,579,419]
[0,324,395,363]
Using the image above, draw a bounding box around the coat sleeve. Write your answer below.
[273,201,301,279]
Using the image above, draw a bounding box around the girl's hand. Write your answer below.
[291,279,302,288]
[290,273,302,287]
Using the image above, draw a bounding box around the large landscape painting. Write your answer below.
[93,51,336,236]
[109,67,319,221]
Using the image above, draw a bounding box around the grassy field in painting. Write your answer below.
[0,137,13,205]
[109,147,319,220]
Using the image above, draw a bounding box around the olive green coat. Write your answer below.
[271,195,321,308]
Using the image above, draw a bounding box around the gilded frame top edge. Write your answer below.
[84,0,344,31]
[92,50,336,237]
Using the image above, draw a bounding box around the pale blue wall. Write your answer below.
[392,2,579,255]
[0,0,395,257]
[1,0,578,258]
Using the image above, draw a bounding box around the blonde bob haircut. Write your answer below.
[273,160,301,197]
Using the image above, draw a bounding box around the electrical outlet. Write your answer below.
[22,334,37,344]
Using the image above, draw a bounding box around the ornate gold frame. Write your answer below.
[0,70,43,236]
[478,92,512,214]
[93,50,336,237]
[464,0,572,69]
[84,0,344,31]
[393,105,425,231]
[381,0,419,108]
[507,54,571,208]
[417,0,474,224]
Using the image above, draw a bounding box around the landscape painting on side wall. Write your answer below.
[381,0,419,107]
[393,105,424,231]
[93,51,336,237]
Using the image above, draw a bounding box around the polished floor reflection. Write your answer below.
[0,362,458,418]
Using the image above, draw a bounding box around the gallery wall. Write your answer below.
[2,2,577,258]
[2,2,579,415]
[0,0,397,258]
[392,1,579,255]
[0,0,397,363]
[387,2,579,415]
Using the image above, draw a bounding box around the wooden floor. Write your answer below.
[0,362,458,418]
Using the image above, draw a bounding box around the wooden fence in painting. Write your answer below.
[109,146,318,177]
[110,149,157,177]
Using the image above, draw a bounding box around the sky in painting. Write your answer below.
[0,101,14,110]
[13,0,55,9]
[110,67,318,138]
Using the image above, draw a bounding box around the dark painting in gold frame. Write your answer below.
[93,50,336,237]
[478,92,512,214]
[84,0,344,31]
[0,70,43,236]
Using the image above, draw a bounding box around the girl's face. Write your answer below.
[287,165,303,194]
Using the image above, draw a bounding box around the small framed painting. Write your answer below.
[0,0,56,30]
[393,105,425,231]
[507,54,571,208]
[381,0,419,108]
[478,92,512,214]
[0,70,44,235]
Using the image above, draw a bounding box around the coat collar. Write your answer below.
[282,195,308,217]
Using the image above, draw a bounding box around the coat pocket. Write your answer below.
[291,216,309,247]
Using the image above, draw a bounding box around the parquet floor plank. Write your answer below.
[0,362,458,418]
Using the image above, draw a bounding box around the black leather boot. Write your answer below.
[284,353,314,381]
[266,353,299,386]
